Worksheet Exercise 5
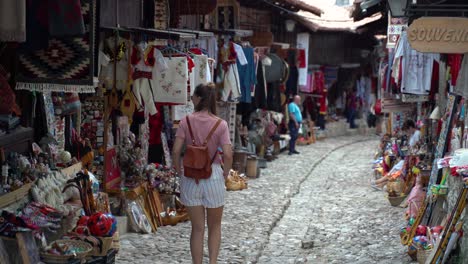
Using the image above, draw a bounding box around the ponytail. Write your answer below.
[194,82,217,115]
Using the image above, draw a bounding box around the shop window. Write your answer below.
[212,0,240,30]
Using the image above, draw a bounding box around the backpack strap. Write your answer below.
[204,119,222,145]
[186,116,196,145]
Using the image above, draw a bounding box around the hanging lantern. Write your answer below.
[285,19,296,32]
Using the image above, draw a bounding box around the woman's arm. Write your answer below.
[172,137,185,176]
[221,144,233,178]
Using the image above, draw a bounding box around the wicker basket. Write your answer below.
[162,211,189,226]
[41,239,92,263]
[417,249,432,264]
[91,236,114,256]
[387,195,407,207]
[0,181,35,208]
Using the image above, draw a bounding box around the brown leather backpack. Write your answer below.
[183,116,222,184]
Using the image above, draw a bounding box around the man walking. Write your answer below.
[288,95,302,155]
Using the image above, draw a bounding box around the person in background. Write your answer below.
[347,88,358,129]
[402,119,421,148]
[288,95,302,155]
[335,90,345,117]
[172,83,233,264]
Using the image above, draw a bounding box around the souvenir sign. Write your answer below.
[408,17,468,53]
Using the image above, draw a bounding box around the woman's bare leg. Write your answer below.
[207,206,224,264]
[187,206,206,264]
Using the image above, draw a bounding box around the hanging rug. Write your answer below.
[16,0,96,93]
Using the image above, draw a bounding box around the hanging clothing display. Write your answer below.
[237,47,256,103]
[264,54,285,83]
[286,66,299,96]
[297,33,310,86]
[233,43,248,66]
[447,54,463,86]
[222,64,241,102]
[100,38,131,91]
[299,73,313,94]
[217,41,241,102]
[0,0,26,42]
[192,55,212,89]
[394,31,440,95]
[254,60,267,109]
[267,83,282,113]
[454,55,468,99]
[152,57,189,104]
[313,71,325,93]
[131,42,158,115]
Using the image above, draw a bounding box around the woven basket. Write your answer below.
[225,179,243,191]
[417,249,432,264]
[91,236,114,256]
[225,171,248,191]
[162,211,189,226]
[387,195,407,207]
[41,239,92,263]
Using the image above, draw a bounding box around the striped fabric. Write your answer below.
[180,164,225,208]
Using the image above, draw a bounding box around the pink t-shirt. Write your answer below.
[175,111,231,164]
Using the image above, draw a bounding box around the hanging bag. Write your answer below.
[183,117,222,184]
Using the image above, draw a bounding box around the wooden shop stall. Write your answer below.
[371,15,468,263]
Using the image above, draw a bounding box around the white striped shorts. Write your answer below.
[180,163,226,208]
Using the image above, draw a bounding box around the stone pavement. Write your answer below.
[116,136,412,264]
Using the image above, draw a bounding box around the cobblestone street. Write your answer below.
[117,136,411,264]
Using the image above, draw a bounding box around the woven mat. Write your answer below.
[16,0,96,93]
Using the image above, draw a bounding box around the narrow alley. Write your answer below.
[117,136,409,264]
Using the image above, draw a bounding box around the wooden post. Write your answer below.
[16,232,40,264]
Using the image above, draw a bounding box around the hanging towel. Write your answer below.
[0,0,26,42]
[152,57,189,104]
[48,0,85,36]
[193,55,211,88]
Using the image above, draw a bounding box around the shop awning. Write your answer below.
[167,28,214,39]
[289,0,384,32]
[206,29,254,37]
[273,0,324,16]
[351,0,385,21]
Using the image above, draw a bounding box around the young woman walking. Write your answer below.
[172,83,233,264]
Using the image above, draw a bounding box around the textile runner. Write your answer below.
[48,0,85,37]
[16,0,96,93]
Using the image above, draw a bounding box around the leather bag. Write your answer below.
[183,117,222,184]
